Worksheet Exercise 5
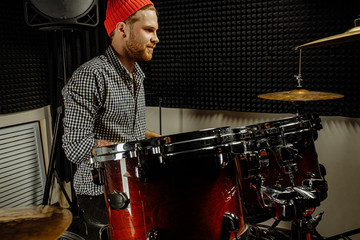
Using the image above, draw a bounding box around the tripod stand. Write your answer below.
[42,30,78,215]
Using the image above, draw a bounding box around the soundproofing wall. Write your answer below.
[144,0,360,117]
[0,0,49,114]
[1,0,359,118]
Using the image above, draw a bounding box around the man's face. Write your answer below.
[125,10,159,62]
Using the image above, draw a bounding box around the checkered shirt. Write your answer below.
[62,46,146,196]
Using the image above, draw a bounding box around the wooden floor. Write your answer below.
[59,215,360,240]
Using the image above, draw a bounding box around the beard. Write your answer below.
[125,33,154,62]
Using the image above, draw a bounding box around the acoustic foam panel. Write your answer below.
[143,0,360,117]
[0,0,49,114]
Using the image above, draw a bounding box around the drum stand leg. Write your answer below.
[42,105,77,214]
[326,228,360,240]
[290,212,324,240]
[249,212,325,240]
[292,101,305,115]
[266,219,281,233]
[248,222,289,240]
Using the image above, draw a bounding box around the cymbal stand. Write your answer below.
[295,49,304,89]
[293,49,305,116]
[292,101,305,116]
[159,95,163,135]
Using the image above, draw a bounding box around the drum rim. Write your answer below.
[94,139,158,156]
[157,126,232,143]
[92,127,234,163]
[231,114,320,137]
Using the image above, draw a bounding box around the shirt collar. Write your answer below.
[105,46,145,84]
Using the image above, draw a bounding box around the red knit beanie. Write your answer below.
[104,0,154,36]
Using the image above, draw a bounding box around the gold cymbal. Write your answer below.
[258,88,344,101]
[295,21,360,50]
[0,205,72,240]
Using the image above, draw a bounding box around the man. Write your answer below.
[61,0,160,234]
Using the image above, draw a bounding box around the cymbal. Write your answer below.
[0,205,72,240]
[295,20,360,50]
[258,88,344,101]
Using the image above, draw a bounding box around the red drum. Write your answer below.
[93,127,247,240]
[231,114,327,222]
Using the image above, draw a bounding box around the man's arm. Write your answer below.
[62,67,103,164]
[145,129,162,139]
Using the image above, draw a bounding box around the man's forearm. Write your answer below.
[145,129,162,139]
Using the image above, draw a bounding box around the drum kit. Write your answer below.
[88,16,360,240]
[0,16,359,240]
[91,113,325,240]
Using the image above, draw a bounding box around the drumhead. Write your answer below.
[159,127,234,157]
[92,138,161,163]
[232,113,321,141]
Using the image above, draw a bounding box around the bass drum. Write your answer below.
[231,114,328,223]
[94,127,248,240]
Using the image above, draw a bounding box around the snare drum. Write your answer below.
[93,127,247,240]
[231,114,327,222]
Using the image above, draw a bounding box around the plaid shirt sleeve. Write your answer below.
[62,64,104,165]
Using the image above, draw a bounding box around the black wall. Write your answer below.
[0,0,49,114]
[0,0,109,120]
[1,0,359,117]
[144,0,360,117]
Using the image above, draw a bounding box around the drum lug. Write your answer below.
[259,149,270,167]
[259,144,273,168]
[107,190,130,210]
[305,172,317,179]
[277,144,300,163]
[221,211,240,240]
[135,163,150,183]
[146,228,161,240]
[158,155,164,164]
[240,152,260,178]
[216,152,232,168]
[91,166,105,185]
[216,153,224,168]
[277,145,299,179]
[260,159,270,168]
[283,163,298,174]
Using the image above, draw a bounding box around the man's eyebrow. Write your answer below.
[143,24,159,30]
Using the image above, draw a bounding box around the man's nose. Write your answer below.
[151,33,159,43]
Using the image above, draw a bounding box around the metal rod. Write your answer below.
[295,49,303,88]
[159,97,162,135]
[325,227,360,240]
[42,107,61,205]
[298,49,302,77]
[61,30,67,85]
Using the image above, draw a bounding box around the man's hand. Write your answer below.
[92,139,120,156]
[145,129,162,139]
[96,139,120,147]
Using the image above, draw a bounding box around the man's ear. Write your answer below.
[115,22,127,35]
